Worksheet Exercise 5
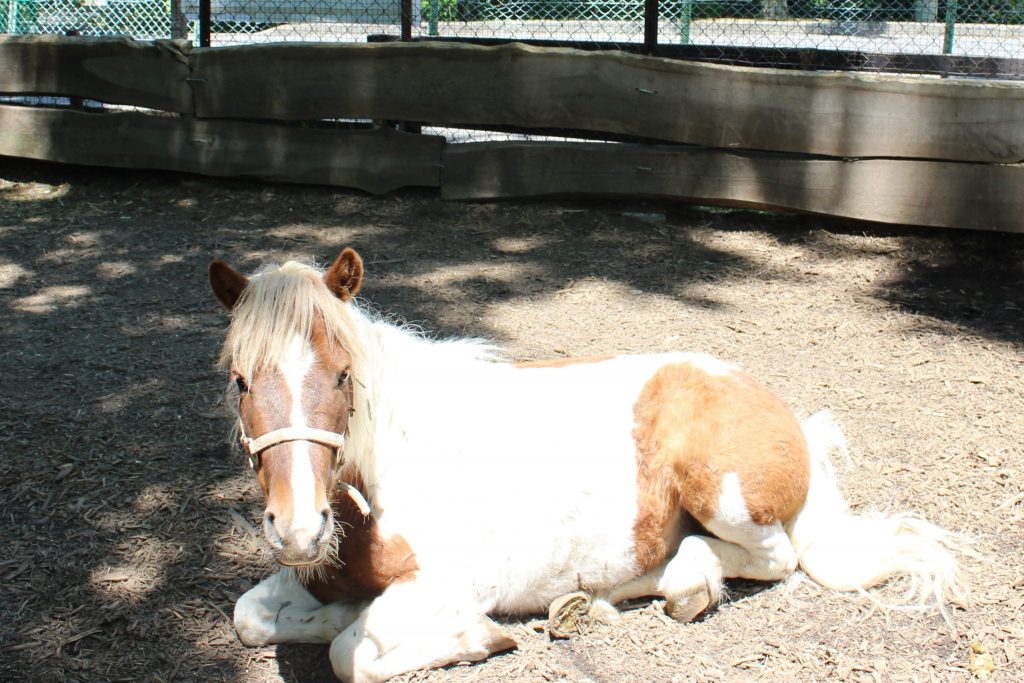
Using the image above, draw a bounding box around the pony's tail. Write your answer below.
[786,411,967,619]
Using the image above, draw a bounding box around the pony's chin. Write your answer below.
[274,550,330,568]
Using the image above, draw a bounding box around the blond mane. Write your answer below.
[219,261,363,379]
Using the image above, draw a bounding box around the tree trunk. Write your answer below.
[763,0,789,18]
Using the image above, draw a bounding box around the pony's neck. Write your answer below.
[339,306,500,516]
[341,310,427,512]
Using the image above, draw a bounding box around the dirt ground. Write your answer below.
[1,157,1022,683]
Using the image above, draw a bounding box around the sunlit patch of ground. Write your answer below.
[1,159,1021,682]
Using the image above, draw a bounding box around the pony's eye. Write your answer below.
[235,376,249,393]
[337,371,350,387]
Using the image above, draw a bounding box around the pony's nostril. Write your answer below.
[314,509,331,546]
[263,512,284,550]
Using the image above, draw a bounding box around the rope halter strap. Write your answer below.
[238,423,347,470]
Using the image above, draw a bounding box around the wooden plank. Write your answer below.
[192,41,1024,163]
[0,35,193,113]
[0,105,444,193]
[441,141,1024,233]
[367,35,1024,80]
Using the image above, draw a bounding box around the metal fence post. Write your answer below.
[644,0,659,55]
[943,0,957,55]
[401,0,412,41]
[428,0,439,36]
[199,0,211,47]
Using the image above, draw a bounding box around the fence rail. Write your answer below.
[2,35,1022,232]
[0,105,444,193]
[0,34,191,111]
[3,0,1024,77]
[441,142,1024,233]
[190,41,1024,162]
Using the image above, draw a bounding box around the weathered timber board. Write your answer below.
[442,141,1023,232]
[192,41,1024,163]
[0,36,193,113]
[375,36,1024,79]
[0,106,444,193]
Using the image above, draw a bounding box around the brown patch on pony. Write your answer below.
[300,468,419,604]
[324,248,364,302]
[514,355,614,369]
[631,362,810,573]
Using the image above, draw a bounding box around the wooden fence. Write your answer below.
[2,34,1023,232]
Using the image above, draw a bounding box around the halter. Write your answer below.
[236,420,372,517]
[239,423,348,466]
[238,421,347,471]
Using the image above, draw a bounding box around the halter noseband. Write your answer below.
[238,423,347,471]
[237,421,372,516]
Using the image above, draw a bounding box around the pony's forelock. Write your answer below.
[219,261,363,379]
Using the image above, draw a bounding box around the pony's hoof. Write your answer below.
[547,591,592,639]
[664,591,711,623]
[587,598,621,624]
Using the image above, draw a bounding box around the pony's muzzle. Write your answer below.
[263,508,332,565]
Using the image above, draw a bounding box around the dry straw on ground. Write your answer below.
[1,159,1022,682]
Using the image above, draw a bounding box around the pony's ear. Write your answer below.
[324,248,364,301]
[209,259,249,310]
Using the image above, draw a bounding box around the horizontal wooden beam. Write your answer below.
[0,106,444,194]
[441,141,1024,233]
[368,35,1024,80]
[0,36,193,113]
[192,41,1024,163]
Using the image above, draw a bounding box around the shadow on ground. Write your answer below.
[1,159,1021,682]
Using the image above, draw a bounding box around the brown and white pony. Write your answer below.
[209,247,964,683]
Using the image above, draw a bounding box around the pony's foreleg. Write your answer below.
[329,580,517,683]
[233,569,364,646]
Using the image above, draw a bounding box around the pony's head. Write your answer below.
[209,248,364,567]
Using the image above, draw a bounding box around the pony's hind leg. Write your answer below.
[664,519,797,622]
[601,520,798,623]
[234,568,363,646]
[626,535,730,623]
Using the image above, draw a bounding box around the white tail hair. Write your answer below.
[787,411,967,621]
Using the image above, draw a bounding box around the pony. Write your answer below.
[208,247,965,683]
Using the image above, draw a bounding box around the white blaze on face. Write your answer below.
[278,335,321,546]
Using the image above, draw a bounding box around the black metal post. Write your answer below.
[644,0,659,56]
[199,0,212,47]
[401,0,412,41]
[399,0,420,133]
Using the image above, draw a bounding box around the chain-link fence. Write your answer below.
[418,0,1024,67]
[3,0,1023,74]
[2,0,175,38]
